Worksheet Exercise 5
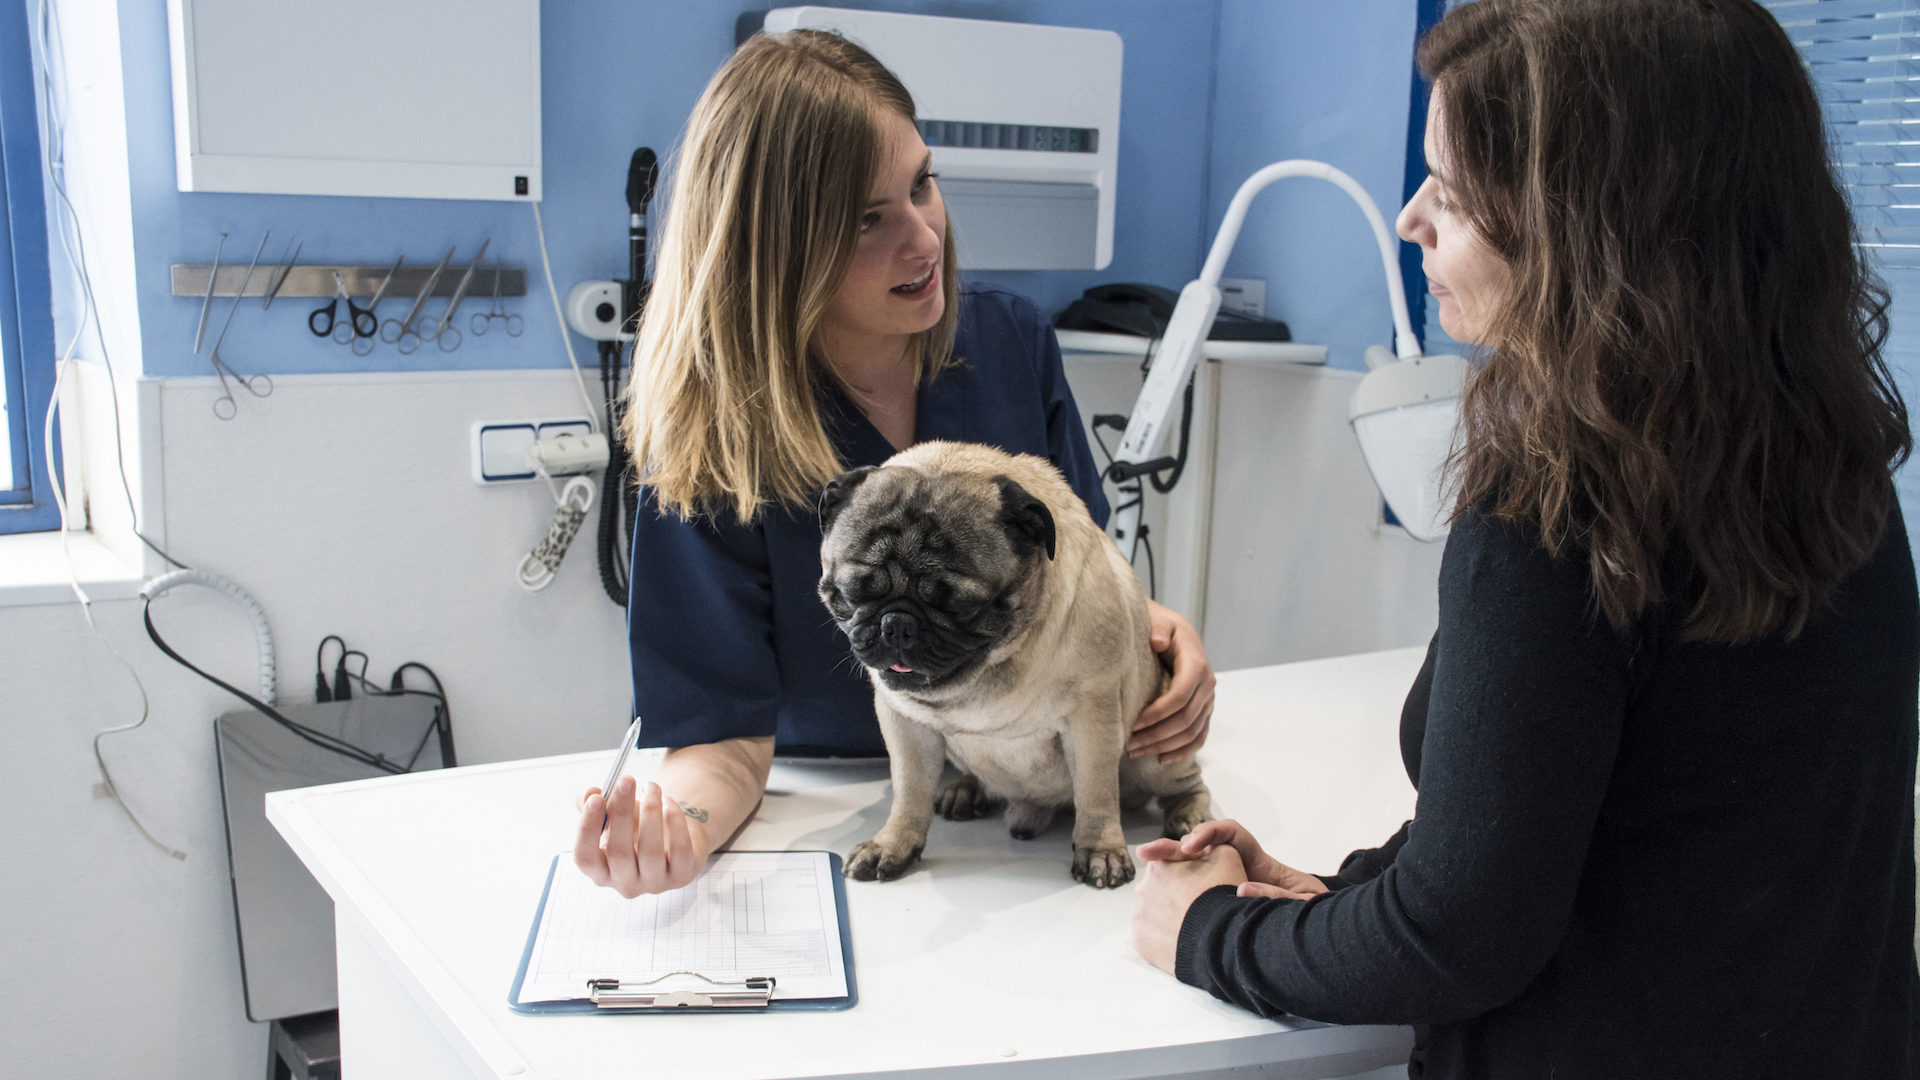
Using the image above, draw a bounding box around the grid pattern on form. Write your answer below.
[532,858,832,983]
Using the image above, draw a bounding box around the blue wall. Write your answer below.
[1205,0,1423,372]
[113,0,1287,380]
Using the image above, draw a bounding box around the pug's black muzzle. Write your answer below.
[844,600,990,690]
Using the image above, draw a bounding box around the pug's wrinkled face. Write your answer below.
[817,465,1056,693]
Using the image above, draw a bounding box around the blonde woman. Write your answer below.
[574,30,1216,897]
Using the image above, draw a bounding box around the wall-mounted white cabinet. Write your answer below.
[166,0,542,202]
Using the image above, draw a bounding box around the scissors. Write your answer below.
[470,256,523,338]
[209,231,275,420]
[428,239,489,352]
[349,257,403,356]
[382,246,455,355]
[310,272,377,343]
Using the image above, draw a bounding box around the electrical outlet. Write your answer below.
[472,417,595,483]
[1219,278,1266,319]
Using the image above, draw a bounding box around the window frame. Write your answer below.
[1399,0,1450,355]
[0,0,60,534]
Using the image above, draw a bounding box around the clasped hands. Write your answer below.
[1131,819,1328,974]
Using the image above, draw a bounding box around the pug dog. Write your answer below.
[817,441,1211,888]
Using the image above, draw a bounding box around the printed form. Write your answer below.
[515,850,848,1004]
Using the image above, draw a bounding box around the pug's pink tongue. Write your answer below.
[889,663,913,673]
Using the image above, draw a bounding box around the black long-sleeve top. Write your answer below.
[1177,506,1920,1078]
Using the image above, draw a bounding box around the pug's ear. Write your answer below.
[819,467,878,532]
[995,475,1056,561]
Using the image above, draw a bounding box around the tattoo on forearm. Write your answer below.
[677,801,710,823]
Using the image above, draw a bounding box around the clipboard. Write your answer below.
[507,851,858,1014]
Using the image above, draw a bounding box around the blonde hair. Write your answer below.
[625,30,961,522]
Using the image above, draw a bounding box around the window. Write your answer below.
[1764,0,1920,543]
[1399,0,1455,356]
[0,0,59,534]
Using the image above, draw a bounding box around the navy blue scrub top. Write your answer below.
[627,285,1111,756]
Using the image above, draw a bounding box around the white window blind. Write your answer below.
[1767,1,1920,559]
[1766,0,1920,270]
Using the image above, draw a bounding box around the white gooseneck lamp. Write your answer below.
[1107,160,1468,549]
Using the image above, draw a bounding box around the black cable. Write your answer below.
[314,634,346,702]
[140,533,189,570]
[1140,527,1157,601]
[391,661,457,768]
[1149,375,1196,494]
[143,602,406,774]
[333,670,448,771]
[597,339,632,607]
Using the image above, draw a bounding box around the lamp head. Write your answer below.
[1348,352,1468,543]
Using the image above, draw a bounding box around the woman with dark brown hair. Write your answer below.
[1131,0,1918,1075]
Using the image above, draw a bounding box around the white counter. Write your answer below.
[267,646,1426,1080]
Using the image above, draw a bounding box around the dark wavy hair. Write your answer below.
[1425,0,1912,642]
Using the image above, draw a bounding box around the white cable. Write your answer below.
[33,2,185,861]
[43,359,183,859]
[141,569,277,705]
[531,201,604,431]
[36,0,154,544]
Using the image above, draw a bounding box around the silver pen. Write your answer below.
[599,716,644,825]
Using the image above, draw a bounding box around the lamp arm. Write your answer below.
[1199,160,1419,360]
[1106,161,1420,565]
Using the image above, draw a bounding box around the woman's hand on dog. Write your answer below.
[1132,600,1216,762]
[1139,818,1330,901]
[1131,840,1247,973]
[574,777,707,897]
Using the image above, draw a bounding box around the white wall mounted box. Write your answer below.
[760,7,1122,271]
[166,0,542,201]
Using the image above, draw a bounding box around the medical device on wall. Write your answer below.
[1108,160,1466,559]
[755,7,1122,271]
[166,0,542,200]
[1349,349,1469,542]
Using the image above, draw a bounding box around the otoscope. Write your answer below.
[597,147,659,608]
[623,147,658,335]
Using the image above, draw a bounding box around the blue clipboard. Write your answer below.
[507,851,858,1014]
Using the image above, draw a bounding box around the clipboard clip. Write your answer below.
[587,971,777,1009]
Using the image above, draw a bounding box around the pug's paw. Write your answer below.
[845,839,923,882]
[1005,800,1056,840]
[1159,790,1213,840]
[1071,844,1135,889]
[936,774,992,820]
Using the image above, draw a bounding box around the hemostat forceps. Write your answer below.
[208,231,274,421]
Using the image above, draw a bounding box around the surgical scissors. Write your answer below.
[381,246,454,355]
[428,239,488,352]
[470,256,523,337]
[310,271,378,344]
[350,257,403,356]
[208,231,274,420]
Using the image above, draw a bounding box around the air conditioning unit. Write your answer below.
[759,7,1122,271]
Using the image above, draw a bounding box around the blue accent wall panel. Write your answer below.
[113,0,1223,379]
[1206,0,1423,372]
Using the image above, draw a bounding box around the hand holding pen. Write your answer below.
[573,718,706,897]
